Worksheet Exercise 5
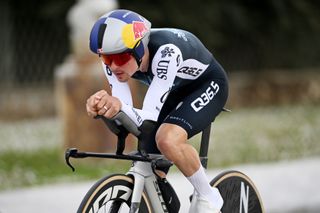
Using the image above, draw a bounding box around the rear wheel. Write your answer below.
[77,174,152,213]
[210,170,265,213]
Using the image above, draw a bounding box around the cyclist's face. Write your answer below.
[101,53,138,82]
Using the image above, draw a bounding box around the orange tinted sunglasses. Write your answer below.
[100,52,132,66]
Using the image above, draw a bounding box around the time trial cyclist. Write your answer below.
[86,9,228,213]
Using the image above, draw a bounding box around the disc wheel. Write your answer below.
[77,174,152,213]
[210,170,265,213]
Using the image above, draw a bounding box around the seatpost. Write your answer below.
[199,123,211,169]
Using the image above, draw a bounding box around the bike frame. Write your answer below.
[127,160,168,213]
[66,149,173,212]
[66,109,265,213]
[65,111,229,212]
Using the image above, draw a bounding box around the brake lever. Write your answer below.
[65,148,78,172]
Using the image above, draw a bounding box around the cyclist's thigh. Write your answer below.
[144,73,228,153]
[163,77,228,138]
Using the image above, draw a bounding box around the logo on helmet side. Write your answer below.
[122,21,147,49]
[133,21,147,40]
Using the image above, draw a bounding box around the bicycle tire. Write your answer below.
[210,170,265,213]
[77,174,152,213]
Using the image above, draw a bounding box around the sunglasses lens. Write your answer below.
[100,53,132,66]
[101,55,112,65]
[113,53,132,66]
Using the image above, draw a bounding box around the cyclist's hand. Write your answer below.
[86,90,108,118]
[95,91,122,119]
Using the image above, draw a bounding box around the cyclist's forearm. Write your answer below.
[120,101,157,127]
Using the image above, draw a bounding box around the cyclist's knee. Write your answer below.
[156,137,171,155]
[156,123,187,155]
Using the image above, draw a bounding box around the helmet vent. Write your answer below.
[97,24,107,49]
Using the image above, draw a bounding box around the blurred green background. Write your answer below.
[0,0,319,190]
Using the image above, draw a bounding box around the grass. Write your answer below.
[0,104,319,191]
[0,148,130,191]
[191,104,320,167]
[0,117,131,190]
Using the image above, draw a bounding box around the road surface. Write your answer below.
[1,157,320,213]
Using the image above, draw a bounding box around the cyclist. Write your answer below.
[86,9,228,213]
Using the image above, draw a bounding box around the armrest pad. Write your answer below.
[112,111,141,137]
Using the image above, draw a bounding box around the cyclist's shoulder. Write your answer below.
[149,28,211,60]
[149,28,199,47]
[150,28,195,38]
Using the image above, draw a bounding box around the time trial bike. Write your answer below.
[65,110,264,213]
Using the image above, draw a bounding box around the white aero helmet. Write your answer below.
[89,9,151,65]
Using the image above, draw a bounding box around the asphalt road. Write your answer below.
[1,157,320,213]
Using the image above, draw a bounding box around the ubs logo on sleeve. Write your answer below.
[161,46,175,58]
[156,60,170,80]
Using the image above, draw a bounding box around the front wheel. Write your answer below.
[78,174,152,213]
[210,170,265,213]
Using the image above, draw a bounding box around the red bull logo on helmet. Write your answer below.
[133,21,147,40]
[122,21,147,49]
